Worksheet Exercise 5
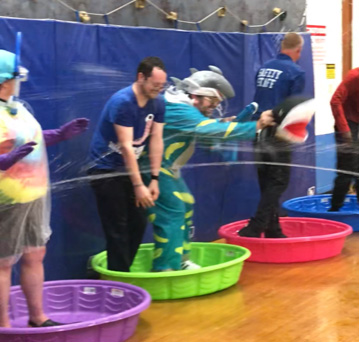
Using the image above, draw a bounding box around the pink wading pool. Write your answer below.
[218,217,352,263]
[0,279,151,342]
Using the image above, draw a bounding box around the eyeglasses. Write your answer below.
[145,79,169,91]
[203,96,221,107]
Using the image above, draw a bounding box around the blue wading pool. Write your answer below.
[282,194,359,232]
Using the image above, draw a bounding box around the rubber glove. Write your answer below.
[0,141,37,170]
[43,118,89,146]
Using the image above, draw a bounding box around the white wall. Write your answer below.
[306,0,343,193]
[306,0,342,135]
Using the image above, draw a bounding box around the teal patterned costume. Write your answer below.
[142,91,257,270]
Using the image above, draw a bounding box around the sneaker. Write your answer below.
[237,218,263,238]
[264,229,287,238]
[264,222,287,238]
[181,260,201,270]
[28,319,63,328]
[237,225,262,238]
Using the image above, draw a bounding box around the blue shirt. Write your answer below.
[253,53,305,119]
[89,85,165,169]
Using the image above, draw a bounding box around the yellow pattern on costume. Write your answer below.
[165,142,185,160]
[185,210,193,219]
[196,119,217,127]
[148,214,156,223]
[224,122,237,138]
[154,233,169,243]
[175,247,183,254]
[173,191,195,204]
[160,167,175,178]
[153,248,163,259]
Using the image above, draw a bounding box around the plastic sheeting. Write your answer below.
[0,18,314,281]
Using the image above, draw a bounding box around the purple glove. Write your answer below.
[43,118,90,147]
[0,142,37,171]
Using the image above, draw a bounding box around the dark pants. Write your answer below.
[89,170,147,272]
[331,121,359,210]
[253,139,292,229]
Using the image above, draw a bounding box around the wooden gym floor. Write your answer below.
[127,234,359,342]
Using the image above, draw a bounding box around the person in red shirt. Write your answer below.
[329,68,359,211]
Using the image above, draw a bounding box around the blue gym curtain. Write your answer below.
[0,18,314,281]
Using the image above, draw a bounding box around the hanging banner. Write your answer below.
[307,25,326,64]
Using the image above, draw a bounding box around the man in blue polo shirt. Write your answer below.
[239,32,306,238]
[89,57,166,271]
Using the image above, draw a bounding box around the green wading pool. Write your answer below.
[91,242,251,300]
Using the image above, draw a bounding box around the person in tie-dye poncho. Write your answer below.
[0,48,89,328]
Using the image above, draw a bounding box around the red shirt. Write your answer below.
[330,68,359,133]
